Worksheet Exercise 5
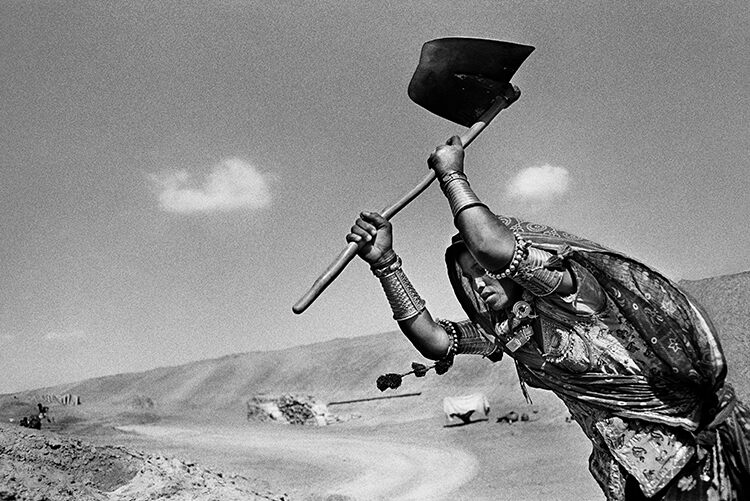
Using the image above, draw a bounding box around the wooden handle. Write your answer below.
[292,88,520,314]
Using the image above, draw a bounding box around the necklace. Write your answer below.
[496,300,537,352]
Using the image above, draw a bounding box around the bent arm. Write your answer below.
[398,309,452,360]
[345,210,452,360]
[399,309,500,361]
[428,136,517,273]
[456,202,576,296]
[455,206,517,273]
[429,137,575,295]
[346,209,498,364]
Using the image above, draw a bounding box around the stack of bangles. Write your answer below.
[439,170,488,218]
[436,319,459,358]
[371,250,426,321]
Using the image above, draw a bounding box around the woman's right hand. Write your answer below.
[346,211,393,265]
[428,135,464,180]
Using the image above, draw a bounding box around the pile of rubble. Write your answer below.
[247,394,330,426]
[0,423,287,501]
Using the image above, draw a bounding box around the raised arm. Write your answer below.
[427,136,516,273]
[428,136,575,294]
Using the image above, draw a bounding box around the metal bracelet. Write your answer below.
[451,320,498,356]
[441,176,487,218]
[486,236,563,296]
[511,247,565,297]
[436,319,459,358]
[370,249,398,269]
[378,266,426,321]
[439,170,467,186]
[371,253,402,278]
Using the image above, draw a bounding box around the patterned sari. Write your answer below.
[444,216,750,499]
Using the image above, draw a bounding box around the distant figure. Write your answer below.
[37,402,49,421]
[347,136,750,499]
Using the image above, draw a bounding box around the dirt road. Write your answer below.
[117,423,478,501]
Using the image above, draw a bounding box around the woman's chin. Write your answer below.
[485,296,507,311]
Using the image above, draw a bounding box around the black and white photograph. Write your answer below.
[1,1,748,499]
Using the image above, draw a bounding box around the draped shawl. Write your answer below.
[445,215,727,431]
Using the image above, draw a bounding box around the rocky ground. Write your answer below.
[0,423,288,501]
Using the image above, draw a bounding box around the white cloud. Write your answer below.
[151,158,273,214]
[505,164,571,202]
[45,330,87,342]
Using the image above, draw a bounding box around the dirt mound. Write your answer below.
[247,394,330,426]
[0,423,287,501]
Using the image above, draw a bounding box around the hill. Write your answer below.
[2,271,749,426]
[3,330,546,428]
[0,271,747,501]
[679,270,750,401]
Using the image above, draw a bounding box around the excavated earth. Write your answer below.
[0,423,286,501]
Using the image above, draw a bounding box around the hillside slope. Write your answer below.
[679,270,750,401]
[4,271,749,424]
[3,331,541,426]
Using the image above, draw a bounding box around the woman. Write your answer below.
[347,136,749,499]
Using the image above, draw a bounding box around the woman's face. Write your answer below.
[456,250,520,311]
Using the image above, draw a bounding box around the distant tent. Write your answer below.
[443,393,490,426]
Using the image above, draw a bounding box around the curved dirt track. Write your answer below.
[118,424,479,500]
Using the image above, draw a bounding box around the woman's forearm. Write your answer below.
[429,137,517,273]
[397,309,452,360]
[370,254,452,359]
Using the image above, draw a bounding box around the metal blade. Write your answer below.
[408,37,535,127]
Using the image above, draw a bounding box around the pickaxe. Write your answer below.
[293,37,534,314]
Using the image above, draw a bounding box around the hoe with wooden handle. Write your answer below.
[293,37,535,314]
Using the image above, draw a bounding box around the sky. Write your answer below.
[1,0,748,394]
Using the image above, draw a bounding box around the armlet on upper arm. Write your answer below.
[508,246,565,297]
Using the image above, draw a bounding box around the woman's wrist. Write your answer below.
[369,249,398,273]
[437,170,466,185]
[439,172,487,218]
[372,254,426,321]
